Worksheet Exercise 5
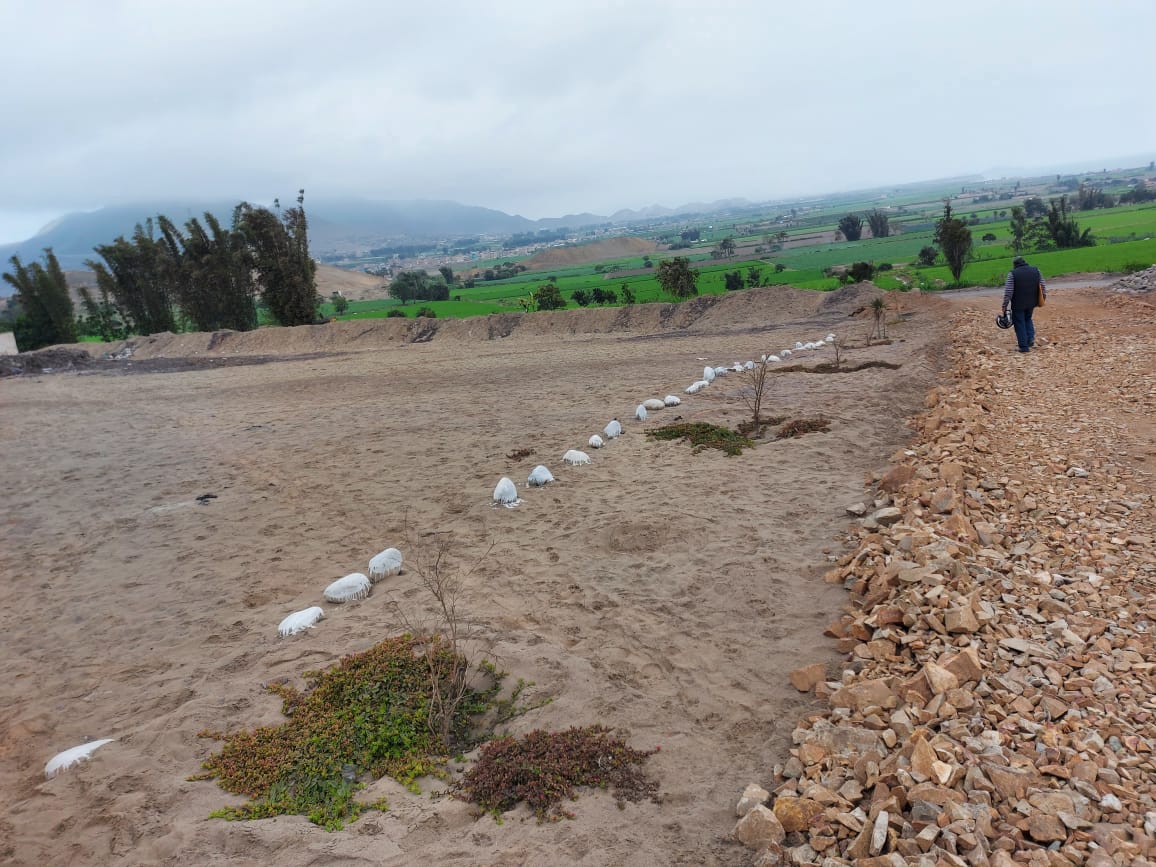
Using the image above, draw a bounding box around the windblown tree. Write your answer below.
[158,209,258,332]
[837,213,864,241]
[655,257,699,300]
[866,209,891,238]
[933,202,973,282]
[76,281,126,342]
[2,248,77,349]
[87,221,176,335]
[238,191,318,327]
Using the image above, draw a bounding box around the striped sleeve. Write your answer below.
[1002,272,1014,305]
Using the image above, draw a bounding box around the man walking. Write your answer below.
[1002,255,1046,353]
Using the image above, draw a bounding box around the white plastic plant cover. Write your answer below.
[324,572,373,604]
[278,606,325,638]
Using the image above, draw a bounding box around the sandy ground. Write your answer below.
[0,286,951,865]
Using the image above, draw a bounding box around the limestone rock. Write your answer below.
[944,605,979,634]
[871,507,902,527]
[1026,812,1067,843]
[736,783,769,817]
[788,663,826,693]
[734,805,785,849]
[829,678,895,711]
[922,661,958,695]
[771,797,823,833]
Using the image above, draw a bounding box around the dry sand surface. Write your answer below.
[2,286,953,865]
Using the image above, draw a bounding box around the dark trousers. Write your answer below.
[1012,307,1035,351]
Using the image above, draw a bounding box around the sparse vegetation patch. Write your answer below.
[459,725,659,822]
[736,415,787,437]
[776,417,831,438]
[774,360,900,374]
[647,422,753,456]
[196,635,500,829]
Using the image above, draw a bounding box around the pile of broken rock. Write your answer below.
[735,299,1155,866]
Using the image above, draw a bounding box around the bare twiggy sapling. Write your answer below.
[389,529,495,748]
[738,358,774,437]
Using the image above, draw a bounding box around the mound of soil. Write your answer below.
[818,281,886,314]
[315,264,389,301]
[61,284,930,364]
[0,347,94,377]
[524,236,657,270]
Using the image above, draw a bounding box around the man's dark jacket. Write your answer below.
[1010,263,1043,311]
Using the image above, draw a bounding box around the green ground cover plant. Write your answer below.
[646,422,754,456]
[195,635,501,829]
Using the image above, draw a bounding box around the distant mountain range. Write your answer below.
[0,196,756,277]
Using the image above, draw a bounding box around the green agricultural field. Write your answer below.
[342,299,521,319]
[313,200,1152,323]
[915,237,1156,287]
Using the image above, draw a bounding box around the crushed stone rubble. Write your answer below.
[736,291,1155,865]
[1111,266,1156,295]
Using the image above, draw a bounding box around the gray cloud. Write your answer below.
[2,0,1154,241]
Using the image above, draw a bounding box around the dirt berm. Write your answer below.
[79,283,886,361]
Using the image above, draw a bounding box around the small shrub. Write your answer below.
[1123,262,1150,273]
[386,309,407,318]
[459,725,658,821]
[415,307,437,318]
[876,262,893,272]
[777,417,831,439]
[647,422,754,456]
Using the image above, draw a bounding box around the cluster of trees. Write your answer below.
[837,213,863,241]
[1,192,318,350]
[481,262,526,281]
[710,236,737,259]
[389,270,452,303]
[723,266,764,291]
[530,283,565,311]
[1066,180,1154,210]
[502,227,569,250]
[1009,196,1095,254]
[2,249,78,349]
[571,286,619,306]
[668,227,702,250]
[837,210,891,242]
[866,209,891,238]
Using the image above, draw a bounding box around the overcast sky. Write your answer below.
[2,0,1154,242]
